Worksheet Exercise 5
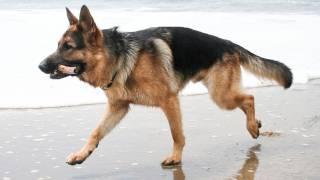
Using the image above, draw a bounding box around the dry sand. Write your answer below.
[1,80,320,180]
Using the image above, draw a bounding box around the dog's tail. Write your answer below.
[238,46,293,89]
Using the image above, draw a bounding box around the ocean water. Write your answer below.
[1,0,320,14]
[0,1,319,108]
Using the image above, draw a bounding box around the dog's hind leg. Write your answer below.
[160,95,185,167]
[238,94,261,138]
[66,102,129,165]
[204,54,261,138]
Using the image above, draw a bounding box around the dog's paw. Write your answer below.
[161,156,182,168]
[249,128,259,139]
[247,120,261,139]
[66,151,88,165]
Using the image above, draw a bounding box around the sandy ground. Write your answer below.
[1,80,320,180]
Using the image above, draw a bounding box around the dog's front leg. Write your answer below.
[66,102,129,165]
[160,95,185,167]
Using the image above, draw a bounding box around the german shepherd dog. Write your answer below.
[39,5,292,166]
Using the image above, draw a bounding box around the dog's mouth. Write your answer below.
[50,63,85,79]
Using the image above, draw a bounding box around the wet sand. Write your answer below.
[1,80,320,180]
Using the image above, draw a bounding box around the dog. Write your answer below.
[39,5,292,166]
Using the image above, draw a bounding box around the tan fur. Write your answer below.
[202,53,260,138]
[106,52,177,105]
[160,95,185,166]
[78,49,111,87]
[66,102,129,164]
[58,25,112,87]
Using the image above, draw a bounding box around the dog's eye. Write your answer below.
[63,43,73,50]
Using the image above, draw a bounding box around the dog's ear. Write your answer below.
[79,5,98,33]
[78,5,101,46]
[66,7,78,25]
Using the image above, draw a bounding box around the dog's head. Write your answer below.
[39,5,105,80]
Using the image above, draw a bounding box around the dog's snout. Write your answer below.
[39,60,51,74]
[39,53,60,74]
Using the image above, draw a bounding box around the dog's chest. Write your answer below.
[105,82,170,106]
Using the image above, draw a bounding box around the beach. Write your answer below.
[1,80,319,180]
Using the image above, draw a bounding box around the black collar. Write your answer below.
[101,71,118,90]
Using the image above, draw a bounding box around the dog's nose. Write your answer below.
[39,60,50,74]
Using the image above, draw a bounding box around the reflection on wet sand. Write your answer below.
[163,166,185,180]
[173,166,185,180]
[163,144,260,180]
[234,144,261,180]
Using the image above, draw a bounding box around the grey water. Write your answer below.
[0,0,319,14]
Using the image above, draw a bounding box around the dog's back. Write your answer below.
[122,26,292,88]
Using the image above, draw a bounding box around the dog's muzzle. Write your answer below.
[39,55,85,79]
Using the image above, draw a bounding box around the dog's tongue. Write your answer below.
[58,64,78,75]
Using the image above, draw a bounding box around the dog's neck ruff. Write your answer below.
[102,28,140,87]
[101,71,118,90]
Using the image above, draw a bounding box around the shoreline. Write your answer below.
[2,78,319,110]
